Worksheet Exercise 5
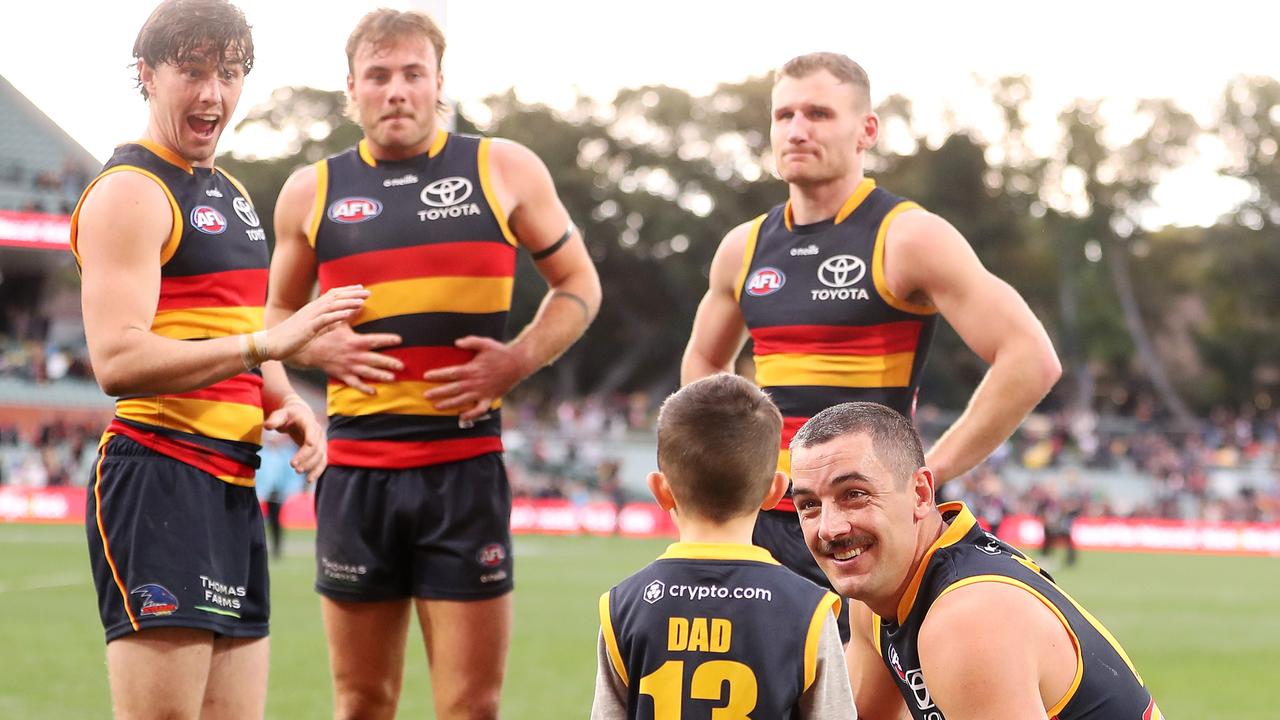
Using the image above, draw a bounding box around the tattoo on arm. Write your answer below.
[550,289,592,323]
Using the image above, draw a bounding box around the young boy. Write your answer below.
[591,374,856,719]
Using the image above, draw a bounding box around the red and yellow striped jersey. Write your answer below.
[311,132,517,469]
[737,180,938,509]
[70,140,269,485]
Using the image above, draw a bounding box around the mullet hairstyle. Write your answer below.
[346,8,450,118]
[789,402,925,486]
[132,0,254,100]
[656,374,783,523]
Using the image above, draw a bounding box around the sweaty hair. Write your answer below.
[346,8,449,116]
[790,402,924,484]
[656,375,783,523]
[132,0,254,100]
[775,52,871,109]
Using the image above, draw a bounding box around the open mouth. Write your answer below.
[187,114,219,138]
[827,538,873,563]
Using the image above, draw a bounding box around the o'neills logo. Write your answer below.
[328,197,382,224]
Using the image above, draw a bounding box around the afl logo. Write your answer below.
[232,196,260,227]
[745,267,786,297]
[818,255,866,288]
[420,177,473,208]
[328,197,383,224]
[191,205,227,234]
[477,543,507,568]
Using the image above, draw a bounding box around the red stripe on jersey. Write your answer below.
[318,242,516,290]
[379,345,478,382]
[156,268,269,311]
[751,321,923,357]
[328,436,503,469]
[772,497,796,513]
[169,372,264,406]
[781,416,808,447]
[106,419,257,482]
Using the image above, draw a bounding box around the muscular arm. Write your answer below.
[846,602,909,720]
[679,220,754,385]
[883,211,1061,483]
[917,582,1077,720]
[424,139,601,420]
[79,172,360,397]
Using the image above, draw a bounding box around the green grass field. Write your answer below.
[0,523,1275,718]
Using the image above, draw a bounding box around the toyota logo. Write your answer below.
[818,255,866,288]
[232,196,260,227]
[420,177,474,208]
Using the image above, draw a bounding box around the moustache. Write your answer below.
[820,534,874,556]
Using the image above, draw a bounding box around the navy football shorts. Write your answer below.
[753,507,852,644]
[314,452,514,602]
[86,435,269,642]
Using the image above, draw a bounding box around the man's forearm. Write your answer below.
[509,283,599,374]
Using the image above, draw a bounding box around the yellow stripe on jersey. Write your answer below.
[355,276,514,324]
[871,201,938,315]
[151,306,264,338]
[116,397,265,444]
[732,214,768,304]
[896,502,974,625]
[804,592,842,691]
[937,575,1085,717]
[306,159,328,249]
[328,381,502,418]
[776,448,791,475]
[754,351,915,389]
[599,591,629,687]
[478,138,518,247]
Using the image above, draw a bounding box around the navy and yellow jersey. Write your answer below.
[599,542,841,719]
[69,140,269,486]
[310,131,518,469]
[874,503,1163,720]
[736,179,939,507]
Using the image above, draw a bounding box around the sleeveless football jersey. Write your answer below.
[600,542,841,719]
[874,503,1163,720]
[737,179,938,509]
[70,140,268,485]
[310,132,518,469]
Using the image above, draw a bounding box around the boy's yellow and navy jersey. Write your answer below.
[874,502,1163,720]
[599,542,841,719]
[736,179,938,509]
[69,140,269,486]
[310,132,518,469]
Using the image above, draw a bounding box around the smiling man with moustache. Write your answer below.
[266,9,600,719]
[681,52,1060,645]
[789,402,1163,720]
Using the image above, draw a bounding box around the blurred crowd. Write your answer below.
[4,391,1278,526]
[1,158,91,214]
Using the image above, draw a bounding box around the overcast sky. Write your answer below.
[4,1,1277,226]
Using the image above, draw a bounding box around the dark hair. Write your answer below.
[656,375,782,522]
[346,8,449,116]
[790,402,924,483]
[132,0,254,100]
[775,52,871,108]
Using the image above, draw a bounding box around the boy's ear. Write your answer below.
[760,471,788,511]
[647,471,676,512]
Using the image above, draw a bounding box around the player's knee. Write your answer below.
[333,677,401,720]
[436,684,500,720]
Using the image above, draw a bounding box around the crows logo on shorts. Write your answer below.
[131,583,179,617]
